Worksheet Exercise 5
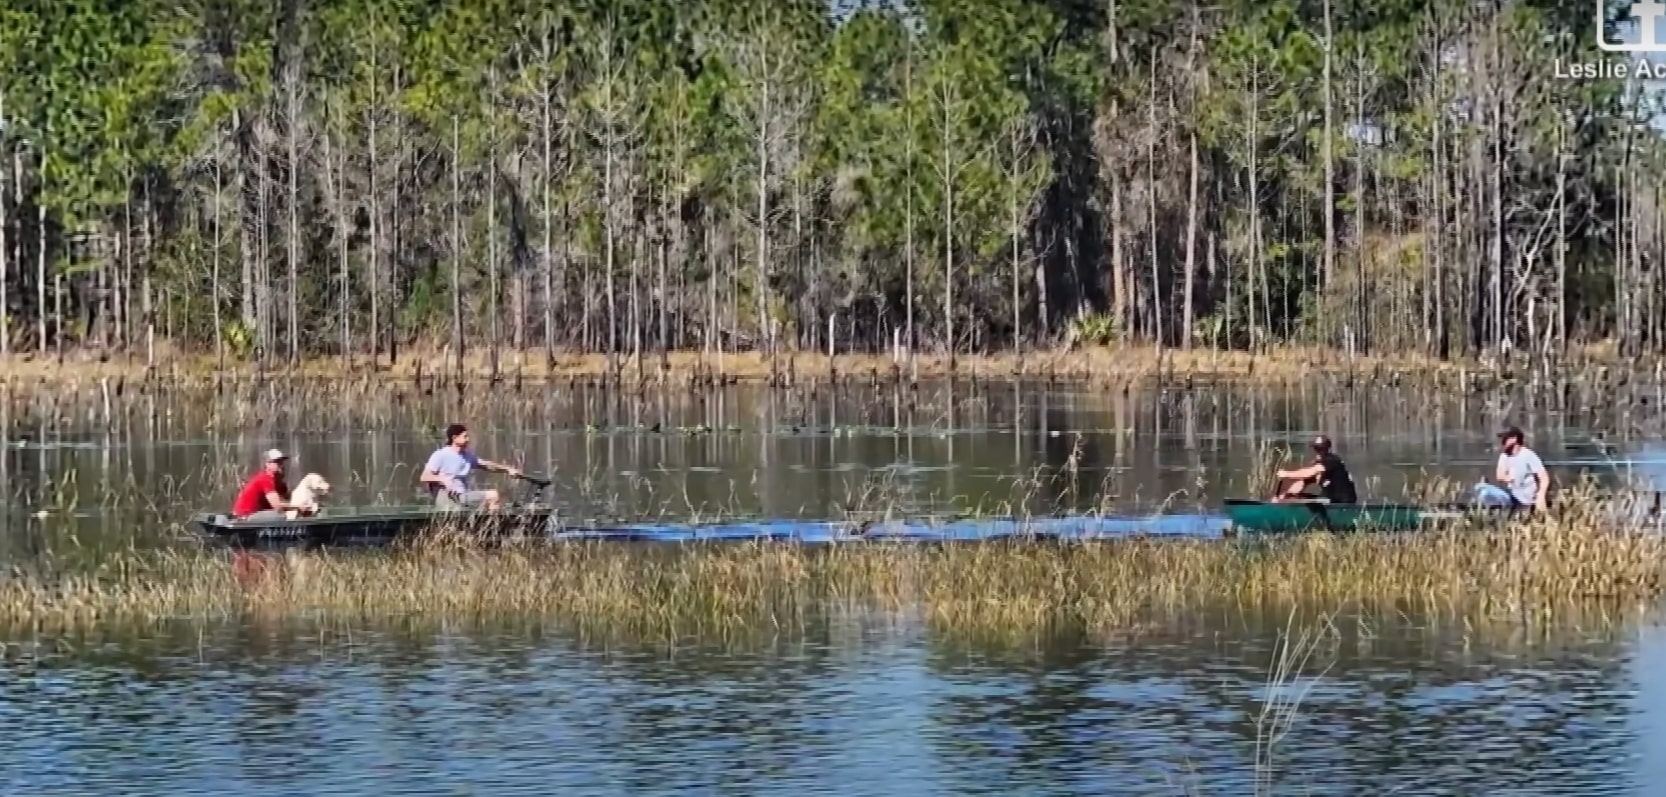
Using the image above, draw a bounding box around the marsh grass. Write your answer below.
[0,344,1475,385]
[3,482,1663,640]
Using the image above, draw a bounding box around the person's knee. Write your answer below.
[486,489,501,503]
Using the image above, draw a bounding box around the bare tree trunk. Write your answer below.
[123,187,132,351]
[367,34,380,365]
[285,44,302,366]
[541,20,556,367]
[1354,47,1368,354]
[257,138,272,365]
[36,170,45,356]
[904,39,916,367]
[1106,0,1129,341]
[1146,52,1162,348]
[603,105,618,374]
[451,114,464,377]
[939,77,958,372]
[1011,151,1022,353]
[488,68,501,381]
[53,254,62,362]
[1249,62,1265,351]
[1556,111,1567,353]
[1182,132,1198,349]
[389,64,404,365]
[754,65,771,366]
[1490,46,1506,356]
[141,182,154,368]
[658,190,670,374]
[631,228,642,382]
[1322,0,1335,311]
[332,114,351,364]
[214,142,225,371]
[1615,166,1627,353]
[1111,126,1127,340]
[236,108,258,349]
[1430,59,1446,359]
[0,91,7,358]
[707,219,718,357]
[1181,4,1200,350]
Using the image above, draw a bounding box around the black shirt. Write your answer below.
[1316,452,1358,503]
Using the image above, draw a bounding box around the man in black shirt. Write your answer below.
[1273,435,1359,503]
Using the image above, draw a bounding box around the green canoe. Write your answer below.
[1223,498,1468,534]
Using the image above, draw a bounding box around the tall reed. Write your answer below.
[3,488,1662,638]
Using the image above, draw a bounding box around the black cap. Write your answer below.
[1311,435,1333,453]
[445,423,468,443]
[1497,426,1525,444]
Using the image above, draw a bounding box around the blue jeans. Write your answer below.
[1473,483,1523,508]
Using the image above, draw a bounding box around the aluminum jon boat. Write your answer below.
[195,474,564,547]
[191,506,561,547]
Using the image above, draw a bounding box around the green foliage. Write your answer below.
[1066,313,1119,347]
[0,0,1654,360]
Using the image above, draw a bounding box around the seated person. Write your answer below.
[231,449,306,521]
[419,423,522,511]
[1473,426,1548,512]
[1273,435,1358,504]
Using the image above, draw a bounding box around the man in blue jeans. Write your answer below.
[420,423,523,511]
[1474,426,1550,512]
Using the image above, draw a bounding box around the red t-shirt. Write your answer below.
[232,471,287,517]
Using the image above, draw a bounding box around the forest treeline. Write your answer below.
[0,0,1660,373]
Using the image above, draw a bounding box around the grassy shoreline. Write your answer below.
[0,343,1496,387]
[4,493,1661,637]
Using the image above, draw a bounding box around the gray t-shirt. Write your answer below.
[1498,448,1547,505]
[425,447,481,493]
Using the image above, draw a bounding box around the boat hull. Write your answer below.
[1223,499,1462,534]
[192,506,556,548]
[189,511,1228,548]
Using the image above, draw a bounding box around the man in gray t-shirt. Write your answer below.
[1491,426,1549,511]
[420,423,522,511]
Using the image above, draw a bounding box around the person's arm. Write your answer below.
[1529,453,1550,508]
[1495,454,1510,484]
[477,457,522,478]
[261,474,295,511]
[1276,463,1323,481]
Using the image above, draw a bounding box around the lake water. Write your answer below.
[3,609,1666,795]
[3,378,1666,794]
[3,379,1665,553]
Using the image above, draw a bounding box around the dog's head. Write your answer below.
[298,473,331,495]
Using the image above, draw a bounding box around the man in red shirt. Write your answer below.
[231,449,303,521]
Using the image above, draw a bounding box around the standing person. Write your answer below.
[231,449,306,521]
[1476,426,1549,512]
[420,423,522,511]
[1272,435,1359,503]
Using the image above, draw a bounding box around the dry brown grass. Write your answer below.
[2,489,1660,639]
[0,342,1484,387]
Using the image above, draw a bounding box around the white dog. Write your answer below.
[286,473,332,520]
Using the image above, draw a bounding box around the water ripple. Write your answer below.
[0,617,1655,796]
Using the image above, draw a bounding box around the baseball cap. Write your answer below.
[264,448,289,462]
[1496,426,1525,444]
